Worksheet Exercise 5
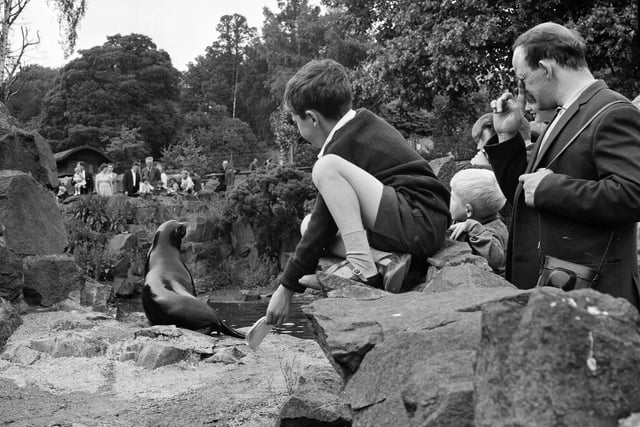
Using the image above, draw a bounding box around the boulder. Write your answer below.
[304,287,523,382]
[22,255,84,306]
[279,365,352,427]
[0,171,67,255]
[0,297,22,351]
[424,264,514,293]
[0,107,58,188]
[0,245,23,302]
[135,341,191,369]
[80,279,113,312]
[184,216,218,243]
[105,233,138,254]
[420,239,514,293]
[29,331,110,358]
[304,287,524,425]
[474,287,640,427]
[128,325,220,369]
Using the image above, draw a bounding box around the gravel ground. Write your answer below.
[0,295,331,427]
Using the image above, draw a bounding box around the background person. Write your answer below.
[157,163,168,190]
[266,59,450,326]
[140,156,161,193]
[180,169,194,193]
[122,160,141,197]
[448,168,508,274]
[72,162,86,195]
[94,163,114,197]
[485,22,640,308]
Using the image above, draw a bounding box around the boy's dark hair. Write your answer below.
[284,59,352,120]
[514,22,588,70]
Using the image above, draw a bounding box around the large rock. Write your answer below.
[304,281,501,426]
[22,255,84,306]
[279,365,352,427]
[0,107,57,188]
[304,287,523,381]
[0,171,67,255]
[0,297,22,351]
[0,245,23,302]
[475,287,640,427]
[304,287,524,426]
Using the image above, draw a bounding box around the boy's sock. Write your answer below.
[342,230,378,279]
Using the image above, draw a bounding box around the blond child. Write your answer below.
[449,168,508,273]
[72,163,86,195]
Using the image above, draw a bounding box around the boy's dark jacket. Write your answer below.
[280,108,451,292]
[485,81,640,308]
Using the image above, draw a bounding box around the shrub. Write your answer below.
[226,166,316,259]
[65,195,133,279]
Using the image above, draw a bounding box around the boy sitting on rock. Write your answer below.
[448,168,508,274]
[266,59,451,326]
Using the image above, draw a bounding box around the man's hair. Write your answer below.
[284,59,352,120]
[513,22,588,70]
[450,169,506,219]
[132,160,140,167]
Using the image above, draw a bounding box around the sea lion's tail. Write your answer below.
[218,320,246,339]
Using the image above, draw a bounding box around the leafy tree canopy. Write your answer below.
[6,65,58,126]
[39,33,182,156]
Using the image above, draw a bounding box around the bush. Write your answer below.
[64,195,134,279]
[226,166,316,259]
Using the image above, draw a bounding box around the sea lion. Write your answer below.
[142,220,245,339]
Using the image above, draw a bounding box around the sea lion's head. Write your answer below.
[150,220,187,252]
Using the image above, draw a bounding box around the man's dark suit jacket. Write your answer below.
[122,169,141,196]
[142,166,161,187]
[485,80,640,308]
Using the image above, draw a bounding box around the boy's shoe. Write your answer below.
[324,259,384,290]
[298,274,322,290]
[377,253,412,293]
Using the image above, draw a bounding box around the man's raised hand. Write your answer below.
[490,80,527,142]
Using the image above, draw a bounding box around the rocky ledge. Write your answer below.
[2,240,640,426]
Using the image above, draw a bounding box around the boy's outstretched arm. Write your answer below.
[266,285,295,326]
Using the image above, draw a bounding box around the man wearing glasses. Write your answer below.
[484,22,640,308]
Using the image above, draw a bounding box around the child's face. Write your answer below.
[291,112,324,148]
[449,192,468,222]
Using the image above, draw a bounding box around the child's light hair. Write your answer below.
[450,169,506,218]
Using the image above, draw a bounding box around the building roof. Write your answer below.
[53,145,112,163]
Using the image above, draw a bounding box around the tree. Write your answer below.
[0,0,86,102]
[103,126,151,172]
[326,0,640,157]
[39,33,181,156]
[181,14,256,119]
[5,64,57,126]
[216,14,257,118]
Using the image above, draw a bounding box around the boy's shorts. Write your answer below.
[368,185,448,259]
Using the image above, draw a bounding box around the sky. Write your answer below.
[17,0,284,71]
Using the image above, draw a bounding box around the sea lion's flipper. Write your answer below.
[216,320,246,339]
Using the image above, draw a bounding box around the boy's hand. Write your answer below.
[490,81,526,142]
[449,220,474,240]
[266,284,294,326]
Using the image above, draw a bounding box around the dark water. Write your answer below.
[117,297,315,340]
[208,300,315,340]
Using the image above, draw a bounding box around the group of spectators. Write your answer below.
[265,23,640,329]
[59,157,202,200]
[122,157,201,197]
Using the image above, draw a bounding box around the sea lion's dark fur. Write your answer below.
[142,220,245,339]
